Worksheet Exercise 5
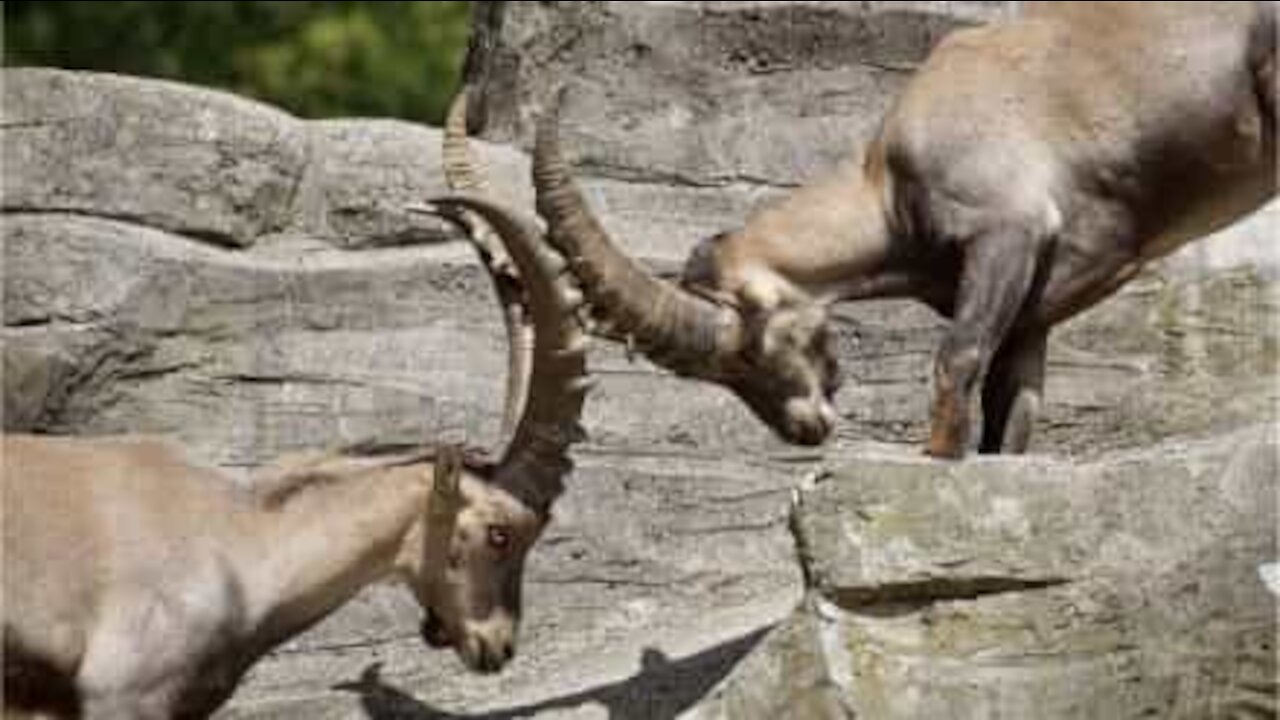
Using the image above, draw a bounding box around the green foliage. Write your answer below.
[3,1,472,124]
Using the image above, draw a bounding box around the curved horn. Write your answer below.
[442,89,533,442]
[531,93,745,377]
[442,88,486,193]
[430,195,591,513]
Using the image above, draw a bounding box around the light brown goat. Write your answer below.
[3,185,591,718]
[531,1,1276,456]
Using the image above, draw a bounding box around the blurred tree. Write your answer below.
[2,1,471,124]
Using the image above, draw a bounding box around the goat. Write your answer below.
[528,1,1276,456]
[3,178,592,718]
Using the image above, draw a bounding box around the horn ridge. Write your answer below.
[428,194,591,512]
[442,88,532,444]
[530,92,745,378]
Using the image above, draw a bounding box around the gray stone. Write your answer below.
[2,68,308,248]
[467,2,1012,174]
[283,118,534,249]
[690,426,1278,719]
[3,213,509,466]
[0,67,538,253]
[677,600,857,720]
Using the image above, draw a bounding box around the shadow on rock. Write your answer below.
[334,625,773,719]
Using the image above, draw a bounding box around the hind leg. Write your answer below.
[979,327,1047,454]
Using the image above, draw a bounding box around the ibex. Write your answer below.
[2,176,592,717]
[530,1,1276,456]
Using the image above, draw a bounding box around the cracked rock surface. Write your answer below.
[689,427,1278,719]
[4,2,1278,717]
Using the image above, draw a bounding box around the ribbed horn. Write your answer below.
[441,88,532,443]
[531,92,745,377]
[429,195,591,513]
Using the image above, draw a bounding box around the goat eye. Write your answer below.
[487,526,512,551]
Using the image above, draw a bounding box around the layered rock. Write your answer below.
[689,426,1278,719]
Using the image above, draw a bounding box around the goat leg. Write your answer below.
[928,225,1043,459]
[979,326,1048,454]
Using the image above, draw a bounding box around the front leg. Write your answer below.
[928,226,1043,459]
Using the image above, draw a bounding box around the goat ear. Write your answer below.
[429,444,464,513]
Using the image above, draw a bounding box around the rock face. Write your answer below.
[689,426,1278,719]
[3,2,1276,718]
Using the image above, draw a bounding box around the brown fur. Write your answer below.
[2,434,545,718]
[542,1,1277,455]
[4,138,591,715]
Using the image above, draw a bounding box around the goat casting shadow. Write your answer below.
[334,625,773,719]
